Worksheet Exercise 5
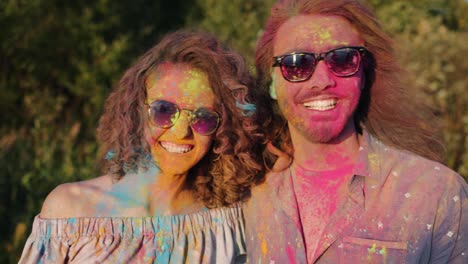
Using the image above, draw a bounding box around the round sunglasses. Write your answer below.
[146,100,220,136]
[272,46,367,82]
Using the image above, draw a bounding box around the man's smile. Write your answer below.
[303,98,337,111]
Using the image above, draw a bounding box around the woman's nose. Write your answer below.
[166,111,193,139]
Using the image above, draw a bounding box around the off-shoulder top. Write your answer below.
[19,205,246,263]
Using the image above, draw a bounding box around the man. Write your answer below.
[245,0,467,263]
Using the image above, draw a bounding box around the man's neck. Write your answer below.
[290,122,360,171]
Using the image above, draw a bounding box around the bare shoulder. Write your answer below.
[40,175,114,218]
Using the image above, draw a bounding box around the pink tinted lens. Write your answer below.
[280,53,316,81]
[150,100,179,128]
[326,48,360,76]
[190,108,219,135]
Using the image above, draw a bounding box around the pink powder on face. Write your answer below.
[296,74,362,143]
[148,136,157,146]
[274,14,365,144]
[145,63,215,177]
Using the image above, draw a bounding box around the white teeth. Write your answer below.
[160,142,193,153]
[303,99,337,111]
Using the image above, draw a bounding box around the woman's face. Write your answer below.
[145,62,216,176]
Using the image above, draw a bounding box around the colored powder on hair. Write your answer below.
[236,101,256,116]
[105,150,116,160]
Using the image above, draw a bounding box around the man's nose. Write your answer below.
[306,61,336,90]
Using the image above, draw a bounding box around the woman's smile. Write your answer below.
[159,141,194,154]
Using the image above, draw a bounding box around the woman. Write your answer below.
[19,30,264,263]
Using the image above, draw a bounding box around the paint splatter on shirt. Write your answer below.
[244,130,467,263]
[19,205,246,263]
[292,163,354,261]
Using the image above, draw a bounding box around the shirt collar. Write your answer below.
[267,129,394,206]
[353,129,388,181]
[351,129,399,207]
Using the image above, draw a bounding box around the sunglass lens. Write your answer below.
[190,108,219,135]
[327,48,360,76]
[280,54,316,82]
[149,100,179,128]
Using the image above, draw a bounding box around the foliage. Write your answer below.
[192,0,276,66]
[372,0,468,176]
[0,0,191,262]
[1,0,466,262]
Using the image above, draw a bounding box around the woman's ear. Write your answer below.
[266,141,291,172]
[230,85,256,116]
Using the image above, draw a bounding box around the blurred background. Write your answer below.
[1,0,466,262]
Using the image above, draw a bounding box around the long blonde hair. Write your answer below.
[256,0,445,167]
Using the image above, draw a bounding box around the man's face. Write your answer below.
[273,14,365,144]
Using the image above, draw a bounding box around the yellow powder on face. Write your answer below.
[313,27,351,47]
[145,63,170,92]
[183,69,210,100]
[146,64,213,107]
[317,29,332,42]
[294,15,359,48]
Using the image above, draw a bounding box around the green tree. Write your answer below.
[372,0,468,176]
[0,0,193,262]
[192,0,276,66]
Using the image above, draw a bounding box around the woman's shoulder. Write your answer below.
[40,175,114,218]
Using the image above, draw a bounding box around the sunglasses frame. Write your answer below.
[272,46,367,82]
[145,100,221,136]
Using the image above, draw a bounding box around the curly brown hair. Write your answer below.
[255,0,445,169]
[96,30,265,208]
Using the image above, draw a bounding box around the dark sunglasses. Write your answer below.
[146,100,220,136]
[272,46,367,82]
